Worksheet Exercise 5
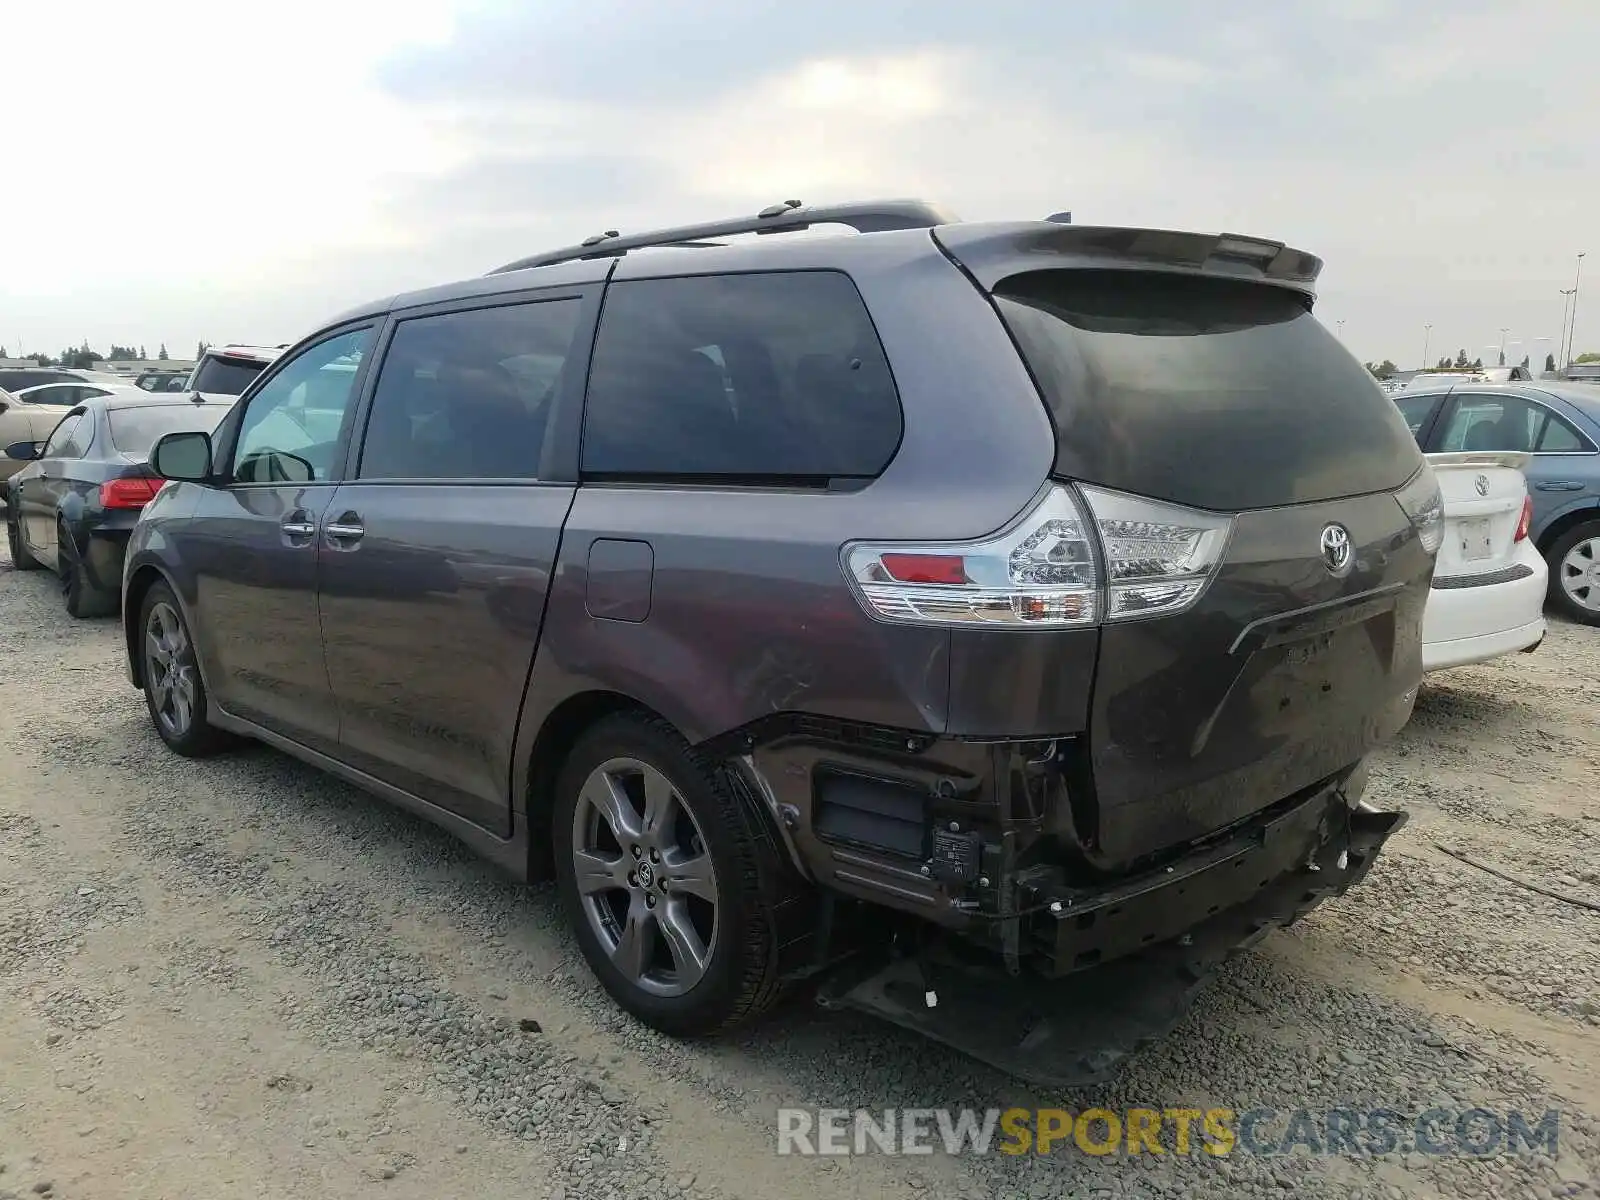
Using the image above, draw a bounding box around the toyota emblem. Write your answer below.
[1320,523,1353,577]
[1474,473,1490,497]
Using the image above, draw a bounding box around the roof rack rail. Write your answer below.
[487,198,958,275]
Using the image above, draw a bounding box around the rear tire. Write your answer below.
[552,713,798,1036]
[139,581,230,756]
[59,519,118,618]
[6,509,40,571]
[1545,519,1600,626]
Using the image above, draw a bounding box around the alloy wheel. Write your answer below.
[570,756,719,997]
[145,601,198,737]
[1558,536,1600,613]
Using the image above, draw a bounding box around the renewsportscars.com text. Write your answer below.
[775,1106,1562,1158]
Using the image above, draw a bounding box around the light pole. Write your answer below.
[1422,323,1433,369]
[1337,320,1346,339]
[1499,327,1509,364]
[1567,252,1586,367]
[1561,290,1576,367]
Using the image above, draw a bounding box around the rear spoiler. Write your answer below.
[931,223,1323,298]
[1424,451,1532,472]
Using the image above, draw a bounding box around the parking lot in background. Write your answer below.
[0,544,1595,1200]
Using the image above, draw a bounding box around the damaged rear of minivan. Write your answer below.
[120,202,1436,1089]
[796,223,1440,1082]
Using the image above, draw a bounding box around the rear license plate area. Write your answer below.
[1459,518,1493,561]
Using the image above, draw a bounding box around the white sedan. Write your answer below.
[1422,451,1547,671]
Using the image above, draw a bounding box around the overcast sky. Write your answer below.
[4,0,1597,368]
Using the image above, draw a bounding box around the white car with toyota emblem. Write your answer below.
[1420,451,1547,671]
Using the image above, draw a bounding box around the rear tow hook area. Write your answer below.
[814,807,1406,1087]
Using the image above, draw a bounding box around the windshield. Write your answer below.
[189,355,268,396]
[993,270,1422,511]
[108,404,228,459]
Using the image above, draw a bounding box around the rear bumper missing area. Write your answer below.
[816,801,1405,1086]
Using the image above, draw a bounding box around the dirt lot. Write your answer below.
[1,545,1597,1200]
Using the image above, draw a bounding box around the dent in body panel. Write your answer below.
[944,627,1099,737]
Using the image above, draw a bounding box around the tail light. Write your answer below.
[1079,485,1234,620]
[99,477,161,509]
[842,484,1233,627]
[1515,494,1532,543]
[1397,465,1445,554]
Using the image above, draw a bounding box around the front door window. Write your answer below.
[231,329,371,483]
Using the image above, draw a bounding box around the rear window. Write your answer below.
[580,271,902,482]
[108,404,228,458]
[993,271,1422,511]
[189,355,268,396]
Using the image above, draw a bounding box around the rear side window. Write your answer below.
[993,271,1422,511]
[1437,394,1594,453]
[359,298,583,480]
[580,271,901,482]
[108,404,228,458]
[1538,412,1590,451]
[190,355,267,396]
[43,413,86,458]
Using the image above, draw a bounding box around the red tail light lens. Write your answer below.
[878,553,969,585]
[99,477,161,509]
[1514,495,1532,542]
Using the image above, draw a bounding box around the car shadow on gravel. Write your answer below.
[1407,680,1524,734]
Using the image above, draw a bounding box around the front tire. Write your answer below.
[552,713,797,1036]
[58,519,118,618]
[1546,519,1600,626]
[6,508,40,571]
[139,581,230,756]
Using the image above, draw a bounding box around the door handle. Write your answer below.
[280,513,317,539]
[1534,481,1584,491]
[324,513,365,545]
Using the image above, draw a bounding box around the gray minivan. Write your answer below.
[121,201,1440,1083]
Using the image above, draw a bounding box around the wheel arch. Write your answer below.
[123,562,181,688]
[518,688,798,884]
[1534,501,1600,557]
[521,689,655,879]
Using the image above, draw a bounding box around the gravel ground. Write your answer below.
[1,544,1596,1200]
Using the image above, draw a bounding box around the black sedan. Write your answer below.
[5,394,232,617]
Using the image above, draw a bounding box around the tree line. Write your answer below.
[2,341,210,369]
[1364,349,1590,379]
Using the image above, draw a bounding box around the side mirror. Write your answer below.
[4,439,43,461]
[151,430,213,481]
